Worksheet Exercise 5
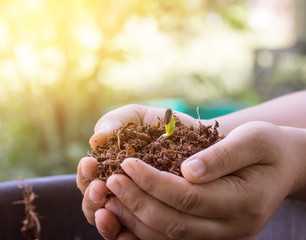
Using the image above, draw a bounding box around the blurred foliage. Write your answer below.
[254,52,306,98]
[0,0,278,181]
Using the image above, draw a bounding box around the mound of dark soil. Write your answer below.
[90,115,224,181]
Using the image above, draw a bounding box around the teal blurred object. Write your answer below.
[104,98,251,119]
[137,98,189,113]
[139,98,250,119]
[103,98,188,114]
[185,100,250,119]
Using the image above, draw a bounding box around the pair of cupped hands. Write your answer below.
[77,104,305,240]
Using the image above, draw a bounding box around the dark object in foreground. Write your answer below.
[13,183,41,240]
[91,116,224,181]
[0,175,103,240]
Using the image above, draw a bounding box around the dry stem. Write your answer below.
[13,183,41,240]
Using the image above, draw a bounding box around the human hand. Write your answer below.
[76,104,198,239]
[100,121,306,239]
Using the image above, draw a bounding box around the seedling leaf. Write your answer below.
[164,109,175,136]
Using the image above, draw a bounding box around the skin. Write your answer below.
[77,91,306,240]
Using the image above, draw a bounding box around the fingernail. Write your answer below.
[107,178,124,198]
[91,126,110,142]
[82,162,93,179]
[105,199,122,217]
[121,159,136,179]
[184,158,206,178]
[95,209,115,238]
[95,210,106,232]
[89,184,103,203]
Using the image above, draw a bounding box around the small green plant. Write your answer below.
[157,108,175,141]
[164,108,175,136]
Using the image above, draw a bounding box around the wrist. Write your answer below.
[282,127,306,201]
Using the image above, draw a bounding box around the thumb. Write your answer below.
[181,122,274,184]
[89,104,144,149]
[89,120,119,149]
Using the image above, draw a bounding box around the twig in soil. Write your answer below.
[117,129,122,150]
[13,182,41,240]
[196,106,201,120]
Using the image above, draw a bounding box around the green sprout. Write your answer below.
[164,108,175,136]
[157,109,175,141]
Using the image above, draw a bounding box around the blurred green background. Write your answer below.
[0,0,305,181]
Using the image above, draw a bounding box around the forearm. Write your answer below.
[207,90,306,135]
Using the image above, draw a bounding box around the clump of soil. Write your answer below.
[90,115,224,181]
[13,183,41,240]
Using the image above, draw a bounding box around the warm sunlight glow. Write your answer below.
[75,22,104,50]
[0,21,9,51]
[14,43,39,79]
[38,46,66,86]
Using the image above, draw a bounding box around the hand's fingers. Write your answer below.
[95,208,122,240]
[106,175,226,240]
[90,104,198,148]
[76,157,98,194]
[182,121,282,183]
[82,180,109,226]
[121,158,243,218]
[105,198,167,240]
[117,230,140,240]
